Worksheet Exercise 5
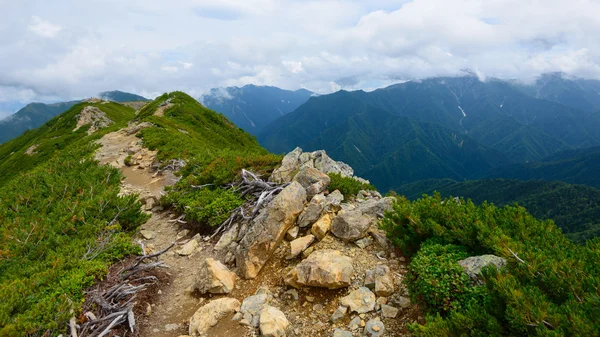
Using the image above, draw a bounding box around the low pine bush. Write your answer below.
[327,173,376,200]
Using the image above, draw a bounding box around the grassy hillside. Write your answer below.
[396,178,600,243]
[0,101,137,187]
[0,92,279,336]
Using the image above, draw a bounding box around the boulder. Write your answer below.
[331,210,373,242]
[458,255,507,283]
[311,213,332,241]
[188,297,240,336]
[314,152,354,177]
[354,237,373,249]
[368,228,389,249]
[356,197,395,219]
[214,223,239,251]
[194,258,236,294]
[364,265,394,296]
[269,147,303,184]
[292,167,330,200]
[325,189,344,212]
[297,193,327,227]
[285,226,299,241]
[240,288,273,327]
[340,287,376,314]
[259,306,289,337]
[236,182,306,279]
[287,235,315,259]
[284,249,353,289]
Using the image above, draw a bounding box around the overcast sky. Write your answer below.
[1,0,600,118]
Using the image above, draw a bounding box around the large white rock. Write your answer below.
[194,258,236,294]
[188,297,240,336]
[259,306,289,337]
[236,182,306,279]
[284,249,354,289]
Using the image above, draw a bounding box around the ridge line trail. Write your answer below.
[94,125,418,336]
[94,126,277,336]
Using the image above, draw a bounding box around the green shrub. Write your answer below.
[382,193,600,336]
[163,187,243,227]
[124,155,133,166]
[327,172,376,200]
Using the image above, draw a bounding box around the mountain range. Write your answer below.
[200,85,313,135]
[259,74,600,192]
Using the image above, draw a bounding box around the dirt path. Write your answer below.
[95,124,422,337]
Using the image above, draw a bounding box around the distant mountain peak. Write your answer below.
[99,90,149,102]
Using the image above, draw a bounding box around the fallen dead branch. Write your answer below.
[76,242,174,336]
[211,169,289,238]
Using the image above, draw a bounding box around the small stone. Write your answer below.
[313,321,325,330]
[164,323,180,331]
[313,304,324,311]
[340,287,376,314]
[232,312,243,321]
[311,213,332,241]
[145,303,152,316]
[348,317,361,330]
[381,304,399,318]
[397,296,411,308]
[360,320,366,327]
[140,230,155,240]
[286,226,300,241]
[176,229,190,240]
[364,319,385,336]
[283,289,299,301]
[176,239,199,256]
[354,237,373,249]
[305,296,315,302]
[287,235,315,259]
[330,305,348,323]
[301,246,315,259]
[332,328,353,337]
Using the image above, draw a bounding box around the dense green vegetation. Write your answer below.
[484,146,600,190]
[382,194,600,336]
[137,92,281,229]
[327,172,376,200]
[259,75,600,193]
[0,104,148,335]
[202,84,313,135]
[259,91,510,193]
[397,178,600,243]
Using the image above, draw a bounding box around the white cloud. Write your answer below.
[0,0,599,105]
[28,16,62,38]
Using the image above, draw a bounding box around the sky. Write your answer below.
[1,0,600,118]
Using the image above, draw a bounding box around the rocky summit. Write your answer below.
[155,148,421,336]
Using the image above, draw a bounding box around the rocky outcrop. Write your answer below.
[239,288,273,327]
[458,255,507,283]
[284,249,353,289]
[259,306,289,337]
[188,297,240,336]
[236,182,306,279]
[356,197,395,218]
[269,147,364,184]
[194,258,236,294]
[292,167,330,200]
[331,210,373,242]
[73,106,113,135]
